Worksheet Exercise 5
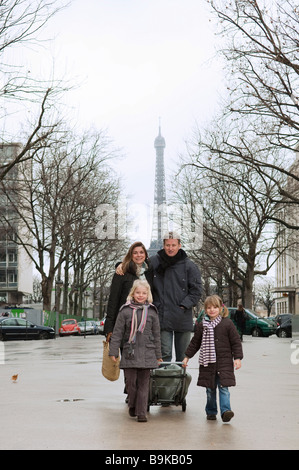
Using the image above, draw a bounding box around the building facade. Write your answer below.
[0,143,33,305]
[273,151,299,315]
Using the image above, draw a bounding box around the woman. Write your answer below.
[104,241,153,339]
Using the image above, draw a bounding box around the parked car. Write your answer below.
[276,316,292,338]
[0,317,55,341]
[78,321,95,335]
[196,307,276,337]
[263,316,277,328]
[59,319,81,337]
[228,308,276,337]
[275,313,292,327]
[96,316,106,335]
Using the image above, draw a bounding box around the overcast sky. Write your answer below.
[6,0,226,244]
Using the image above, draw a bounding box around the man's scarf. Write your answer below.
[199,315,222,367]
[156,248,187,274]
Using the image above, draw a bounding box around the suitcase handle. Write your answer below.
[159,361,184,365]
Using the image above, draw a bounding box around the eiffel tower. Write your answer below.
[148,122,169,257]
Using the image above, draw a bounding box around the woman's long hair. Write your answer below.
[122,241,149,274]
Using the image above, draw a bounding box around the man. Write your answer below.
[150,232,203,362]
[234,304,246,342]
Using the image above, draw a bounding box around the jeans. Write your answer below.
[160,330,191,362]
[205,375,231,416]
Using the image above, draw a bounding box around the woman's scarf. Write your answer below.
[136,262,147,279]
[128,302,149,344]
[199,314,222,367]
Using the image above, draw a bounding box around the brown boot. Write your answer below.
[137,415,147,422]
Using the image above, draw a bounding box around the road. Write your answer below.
[0,333,298,451]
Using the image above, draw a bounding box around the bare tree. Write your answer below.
[0,126,124,311]
[209,0,299,148]
[0,0,70,179]
[205,0,299,227]
[175,138,292,307]
[254,279,276,316]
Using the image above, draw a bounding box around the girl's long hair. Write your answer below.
[204,295,229,318]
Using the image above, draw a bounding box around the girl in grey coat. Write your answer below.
[109,279,162,422]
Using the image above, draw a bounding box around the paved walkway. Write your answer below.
[0,334,298,451]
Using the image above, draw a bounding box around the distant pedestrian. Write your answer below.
[109,279,162,422]
[182,295,243,422]
[235,304,246,341]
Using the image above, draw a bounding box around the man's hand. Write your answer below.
[116,263,124,275]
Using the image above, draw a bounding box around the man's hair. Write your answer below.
[163,231,181,244]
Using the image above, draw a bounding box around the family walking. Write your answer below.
[104,233,243,423]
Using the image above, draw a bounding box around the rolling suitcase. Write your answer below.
[148,362,192,411]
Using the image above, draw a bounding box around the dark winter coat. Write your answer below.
[104,261,154,335]
[109,303,162,369]
[185,317,243,388]
[150,250,202,332]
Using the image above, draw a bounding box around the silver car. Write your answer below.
[96,317,106,335]
[78,321,95,335]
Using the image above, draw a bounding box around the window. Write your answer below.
[16,319,32,327]
[2,318,18,326]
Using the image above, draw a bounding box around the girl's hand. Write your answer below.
[182,357,189,368]
[110,356,117,362]
[234,359,241,370]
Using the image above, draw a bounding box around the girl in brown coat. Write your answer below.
[183,295,243,422]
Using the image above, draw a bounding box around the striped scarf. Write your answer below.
[199,314,222,367]
[128,303,149,344]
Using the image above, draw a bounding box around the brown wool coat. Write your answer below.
[185,317,243,389]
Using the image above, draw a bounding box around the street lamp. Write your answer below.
[84,291,90,315]
[82,291,90,339]
[55,278,63,335]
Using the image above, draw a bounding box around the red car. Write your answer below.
[59,319,81,337]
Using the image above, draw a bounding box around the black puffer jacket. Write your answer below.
[104,261,153,335]
[185,317,243,388]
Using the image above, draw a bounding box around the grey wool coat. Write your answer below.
[185,317,243,389]
[109,302,162,369]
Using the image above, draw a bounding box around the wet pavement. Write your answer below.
[0,334,298,451]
